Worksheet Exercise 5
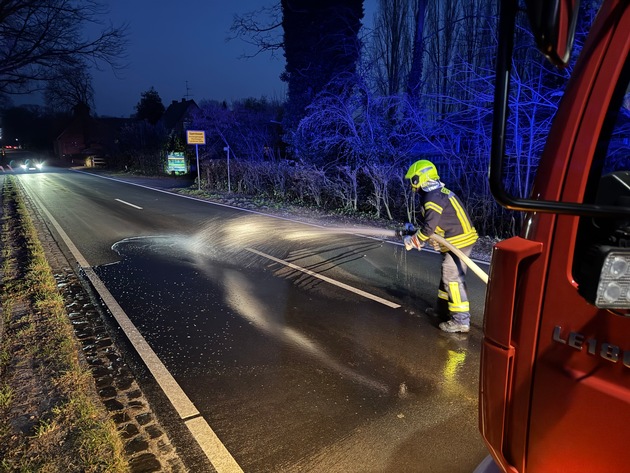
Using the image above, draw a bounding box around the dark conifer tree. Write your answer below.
[281,0,364,131]
[135,87,165,125]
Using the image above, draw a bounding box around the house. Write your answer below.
[54,99,199,170]
[159,98,199,137]
[54,103,131,165]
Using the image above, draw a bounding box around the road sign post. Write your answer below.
[223,146,231,193]
[186,131,206,191]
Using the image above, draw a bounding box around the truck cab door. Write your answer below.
[480,2,630,472]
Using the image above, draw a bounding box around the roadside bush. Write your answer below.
[197,157,517,237]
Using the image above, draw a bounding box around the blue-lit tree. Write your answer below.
[220,0,605,235]
[368,0,414,97]
[190,97,284,192]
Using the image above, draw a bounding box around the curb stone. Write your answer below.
[22,189,191,473]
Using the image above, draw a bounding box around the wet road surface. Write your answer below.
[17,167,489,472]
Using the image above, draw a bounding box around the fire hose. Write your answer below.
[396,225,489,285]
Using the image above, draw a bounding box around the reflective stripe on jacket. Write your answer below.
[416,186,478,250]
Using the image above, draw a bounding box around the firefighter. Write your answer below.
[403,159,478,333]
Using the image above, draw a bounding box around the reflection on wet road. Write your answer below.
[95,224,486,472]
[18,170,487,472]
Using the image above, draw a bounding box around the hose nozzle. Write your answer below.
[395,223,417,239]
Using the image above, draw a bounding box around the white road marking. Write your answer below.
[83,267,199,418]
[246,247,401,309]
[115,198,143,209]
[186,417,244,473]
[28,192,243,473]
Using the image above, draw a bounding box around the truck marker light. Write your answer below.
[609,257,628,278]
[596,252,630,308]
[553,326,630,367]
[602,282,622,304]
[579,247,630,309]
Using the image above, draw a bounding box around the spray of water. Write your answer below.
[108,215,407,393]
[111,215,403,277]
[184,215,399,259]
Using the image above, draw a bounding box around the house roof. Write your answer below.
[160,99,198,131]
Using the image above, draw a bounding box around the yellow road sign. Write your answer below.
[186,130,206,145]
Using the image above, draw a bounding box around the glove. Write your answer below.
[403,222,416,234]
[404,234,423,251]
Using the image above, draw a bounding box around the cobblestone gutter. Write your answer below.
[21,186,190,473]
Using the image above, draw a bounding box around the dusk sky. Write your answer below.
[53,0,376,118]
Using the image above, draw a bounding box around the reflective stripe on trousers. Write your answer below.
[437,244,473,325]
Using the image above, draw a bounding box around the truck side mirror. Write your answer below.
[525,0,580,67]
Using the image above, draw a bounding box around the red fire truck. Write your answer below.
[479,0,630,472]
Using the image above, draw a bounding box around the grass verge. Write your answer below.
[0,176,128,472]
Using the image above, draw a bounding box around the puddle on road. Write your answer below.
[89,216,483,471]
[96,215,466,401]
[95,216,406,394]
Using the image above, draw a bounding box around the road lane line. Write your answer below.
[84,268,243,473]
[29,193,244,473]
[186,417,244,473]
[245,247,401,309]
[115,198,143,209]
[82,267,199,417]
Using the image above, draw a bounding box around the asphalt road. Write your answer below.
[14,160,490,473]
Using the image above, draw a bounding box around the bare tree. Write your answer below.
[329,165,359,211]
[407,0,427,98]
[290,163,330,207]
[44,63,95,113]
[369,0,415,96]
[228,3,284,58]
[363,161,397,219]
[0,0,127,96]
[192,98,282,164]
[294,74,397,166]
[422,0,463,118]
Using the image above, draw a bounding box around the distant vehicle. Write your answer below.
[19,159,43,172]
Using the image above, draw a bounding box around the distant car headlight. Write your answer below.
[20,164,26,170]
[35,162,43,170]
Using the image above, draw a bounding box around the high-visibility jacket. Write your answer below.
[415,186,478,250]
